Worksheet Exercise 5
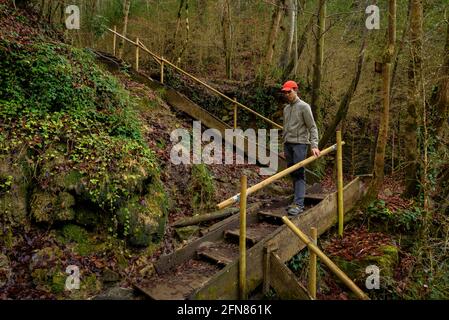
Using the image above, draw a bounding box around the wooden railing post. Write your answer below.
[113,26,117,56]
[239,175,247,300]
[135,37,140,71]
[337,130,344,237]
[308,227,317,299]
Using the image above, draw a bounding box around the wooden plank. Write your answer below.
[198,245,237,266]
[224,223,279,246]
[199,202,262,236]
[269,252,312,300]
[189,176,370,299]
[135,272,212,300]
[155,208,260,274]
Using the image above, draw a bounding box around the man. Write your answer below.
[281,80,320,216]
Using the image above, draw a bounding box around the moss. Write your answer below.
[0,155,29,227]
[54,170,84,194]
[175,225,200,241]
[333,244,400,287]
[364,245,399,278]
[61,224,88,244]
[31,191,57,223]
[51,271,67,294]
[81,273,102,293]
[116,181,168,247]
[30,189,77,223]
[74,207,102,228]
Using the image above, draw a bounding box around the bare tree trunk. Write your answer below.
[279,0,296,69]
[259,0,285,83]
[433,17,449,139]
[390,0,412,101]
[177,0,190,65]
[167,0,185,59]
[368,0,396,198]
[403,0,423,197]
[281,14,313,80]
[311,0,326,131]
[319,30,367,149]
[221,0,232,79]
[118,0,131,59]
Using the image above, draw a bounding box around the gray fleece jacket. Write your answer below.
[283,98,319,149]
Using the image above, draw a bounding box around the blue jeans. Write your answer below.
[284,143,308,207]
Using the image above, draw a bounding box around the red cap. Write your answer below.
[281,80,298,91]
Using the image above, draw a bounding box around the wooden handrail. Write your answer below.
[217,143,343,210]
[106,28,282,129]
[282,217,370,300]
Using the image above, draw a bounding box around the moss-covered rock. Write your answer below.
[29,246,66,292]
[59,224,107,256]
[53,170,85,195]
[363,245,399,278]
[333,245,400,288]
[0,155,29,227]
[116,181,168,247]
[30,190,76,223]
[61,224,89,243]
[175,225,200,241]
[74,207,102,228]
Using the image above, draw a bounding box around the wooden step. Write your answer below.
[257,210,287,223]
[134,259,219,300]
[197,242,239,267]
[224,223,279,245]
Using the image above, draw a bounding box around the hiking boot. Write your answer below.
[287,204,304,216]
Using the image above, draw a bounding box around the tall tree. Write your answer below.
[311,0,326,132]
[177,0,190,65]
[433,15,449,140]
[403,0,423,197]
[221,0,232,79]
[259,0,285,83]
[118,0,131,59]
[318,29,367,149]
[281,13,313,80]
[368,0,396,198]
[279,0,296,69]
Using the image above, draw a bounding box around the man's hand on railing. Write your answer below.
[312,148,321,157]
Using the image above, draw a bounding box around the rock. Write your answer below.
[116,188,168,247]
[61,224,89,243]
[29,246,64,271]
[0,155,29,226]
[29,246,66,293]
[92,286,135,300]
[175,225,200,241]
[74,207,102,228]
[53,170,84,194]
[30,190,76,223]
[0,253,12,287]
[333,244,400,287]
[102,268,120,283]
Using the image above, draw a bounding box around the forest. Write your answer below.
[0,0,448,303]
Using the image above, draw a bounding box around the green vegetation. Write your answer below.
[0,30,167,246]
[188,164,216,214]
